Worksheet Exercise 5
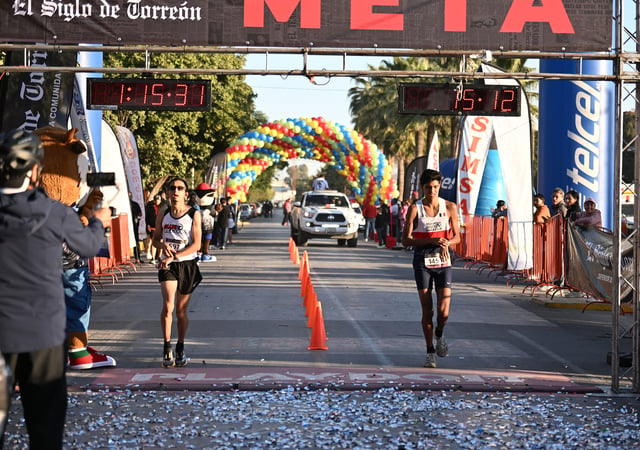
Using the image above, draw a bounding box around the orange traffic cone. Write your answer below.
[300,271,310,298]
[308,301,328,350]
[307,291,318,327]
[293,248,300,265]
[298,251,308,279]
[302,275,313,306]
[305,284,316,317]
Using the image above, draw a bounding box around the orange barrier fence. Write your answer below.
[89,213,138,288]
[456,213,601,300]
[460,215,508,277]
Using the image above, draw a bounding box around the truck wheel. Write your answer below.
[347,237,358,247]
[337,239,346,246]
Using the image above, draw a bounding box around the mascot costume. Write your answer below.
[195,182,216,261]
[34,126,116,370]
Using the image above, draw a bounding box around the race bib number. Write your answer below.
[423,248,451,269]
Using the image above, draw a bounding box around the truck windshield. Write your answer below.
[306,195,348,207]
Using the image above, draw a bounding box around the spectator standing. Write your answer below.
[399,199,410,240]
[492,200,508,218]
[375,202,390,248]
[565,190,581,221]
[401,169,461,369]
[533,194,551,223]
[390,198,400,241]
[574,197,602,229]
[145,194,164,263]
[152,177,203,369]
[263,200,273,218]
[216,197,231,250]
[0,129,111,449]
[227,198,235,245]
[362,202,377,242]
[282,198,292,226]
[200,208,215,261]
[550,187,568,218]
[129,191,143,262]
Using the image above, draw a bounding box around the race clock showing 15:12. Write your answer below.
[398,83,521,116]
[87,78,212,111]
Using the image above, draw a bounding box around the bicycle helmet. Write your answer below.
[0,129,44,181]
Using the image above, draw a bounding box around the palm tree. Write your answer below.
[349,57,461,195]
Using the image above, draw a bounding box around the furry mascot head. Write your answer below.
[33,126,116,369]
[34,126,103,223]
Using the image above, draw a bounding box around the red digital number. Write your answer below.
[498,88,517,112]
[454,88,476,111]
[132,83,148,105]
[189,85,205,106]
[150,83,164,105]
[175,84,188,106]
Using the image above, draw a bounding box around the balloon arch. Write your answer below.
[224,117,399,205]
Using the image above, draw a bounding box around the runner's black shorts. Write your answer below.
[158,259,202,295]
[412,254,452,291]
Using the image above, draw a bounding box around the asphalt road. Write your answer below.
[5,216,640,449]
[61,215,633,391]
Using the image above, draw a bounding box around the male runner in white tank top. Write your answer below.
[402,169,460,368]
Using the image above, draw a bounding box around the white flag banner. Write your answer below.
[426,130,440,171]
[456,116,493,225]
[101,120,135,243]
[116,126,146,236]
[482,63,533,271]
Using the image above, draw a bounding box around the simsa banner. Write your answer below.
[0,1,612,51]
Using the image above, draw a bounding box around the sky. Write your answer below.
[244,54,385,128]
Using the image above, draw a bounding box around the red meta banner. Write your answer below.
[0,1,611,52]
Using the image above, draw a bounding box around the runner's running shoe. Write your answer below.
[162,348,175,369]
[435,337,449,357]
[424,353,436,368]
[175,349,188,367]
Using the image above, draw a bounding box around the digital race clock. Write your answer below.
[398,83,521,116]
[87,78,212,111]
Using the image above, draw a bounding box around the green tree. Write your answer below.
[349,57,461,196]
[246,164,276,202]
[102,51,259,191]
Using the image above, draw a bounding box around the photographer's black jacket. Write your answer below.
[0,187,105,354]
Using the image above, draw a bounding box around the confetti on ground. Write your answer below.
[4,387,640,449]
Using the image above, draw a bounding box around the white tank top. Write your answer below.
[414,198,451,268]
[161,208,198,262]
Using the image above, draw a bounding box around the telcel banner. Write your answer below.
[538,60,615,230]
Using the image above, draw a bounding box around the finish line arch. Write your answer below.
[224,117,398,205]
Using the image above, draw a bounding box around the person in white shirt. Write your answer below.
[312,176,329,190]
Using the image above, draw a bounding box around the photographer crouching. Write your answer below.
[0,129,111,449]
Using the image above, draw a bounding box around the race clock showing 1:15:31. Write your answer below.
[398,83,521,116]
[87,78,212,111]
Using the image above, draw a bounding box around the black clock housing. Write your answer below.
[87,78,211,111]
[398,83,521,116]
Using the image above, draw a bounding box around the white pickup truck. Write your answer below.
[290,190,360,247]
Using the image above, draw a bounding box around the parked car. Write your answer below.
[238,203,252,221]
